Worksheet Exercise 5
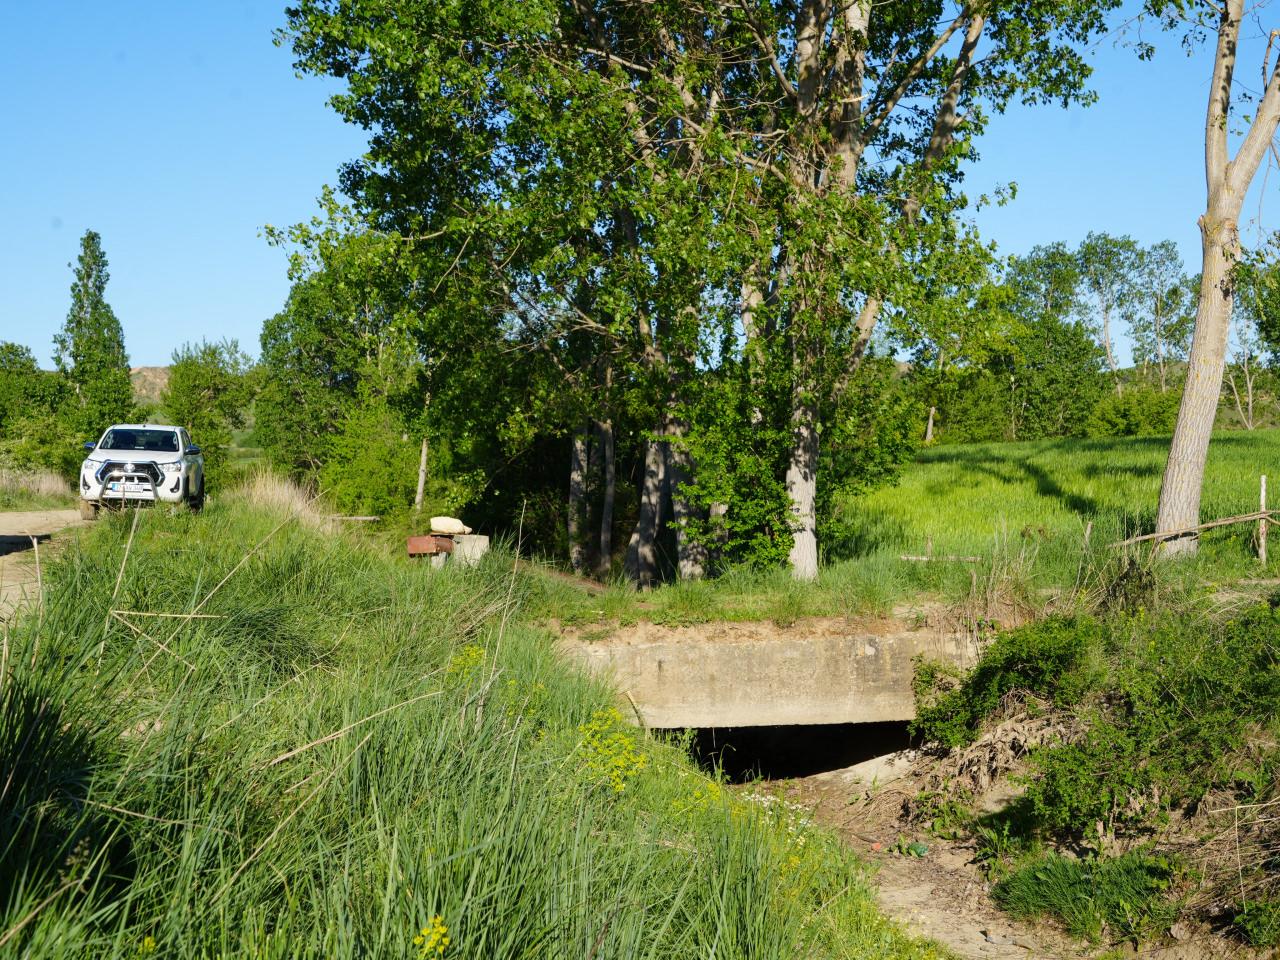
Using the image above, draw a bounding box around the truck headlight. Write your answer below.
[161,462,183,473]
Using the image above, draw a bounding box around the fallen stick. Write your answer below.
[900,554,983,563]
[1110,510,1275,548]
[110,610,225,619]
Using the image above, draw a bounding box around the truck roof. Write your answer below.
[102,423,182,431]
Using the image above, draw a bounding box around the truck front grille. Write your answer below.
[96,461,163,485]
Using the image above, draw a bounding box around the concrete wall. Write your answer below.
[561,618,978,728]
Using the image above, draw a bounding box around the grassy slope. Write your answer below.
[561,429,1280,626]
[0,496,944,959]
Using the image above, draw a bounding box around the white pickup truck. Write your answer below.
[78,423,205,519]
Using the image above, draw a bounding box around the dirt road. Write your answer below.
[0,509,84,623]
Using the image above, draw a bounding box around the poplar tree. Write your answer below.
[54,230,133,439]
[1153,0,1280,553]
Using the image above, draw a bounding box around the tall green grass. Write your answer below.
[0,500,945,958]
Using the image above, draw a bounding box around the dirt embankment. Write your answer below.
[785,753,1258,960]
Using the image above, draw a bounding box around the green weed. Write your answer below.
[1236,900,1280,947]
[992,850,1180,944]
[911,616,1103,748]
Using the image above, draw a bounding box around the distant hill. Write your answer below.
[131,366,170,406]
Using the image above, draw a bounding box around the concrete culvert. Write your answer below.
[661,721,914,783]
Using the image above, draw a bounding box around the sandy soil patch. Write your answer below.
[0,509,84,623]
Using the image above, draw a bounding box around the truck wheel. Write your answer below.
[188,480,205,513]
[79,500,98,521]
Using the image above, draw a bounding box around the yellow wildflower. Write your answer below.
[412,915,451,958]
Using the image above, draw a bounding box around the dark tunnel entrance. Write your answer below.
[662,721,915,782]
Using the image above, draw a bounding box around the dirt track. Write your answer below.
[0,509,83,623]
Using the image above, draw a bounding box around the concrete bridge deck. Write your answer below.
[560,615,980,728]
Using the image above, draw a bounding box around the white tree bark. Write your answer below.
[413,435,428,513]
[568,422,590,574]
[1155,0,1280,554]
[785,391,820,581]
[666,420,706,580]
[625,428,668,587]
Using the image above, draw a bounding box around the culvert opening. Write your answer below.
[663,721,914,782]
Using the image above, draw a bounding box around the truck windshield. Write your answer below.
[99,428,180,453]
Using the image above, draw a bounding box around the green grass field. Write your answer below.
[0,487,945,959]
[846,430,1278,561]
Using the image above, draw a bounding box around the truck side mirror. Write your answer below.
[83,441,96,451]
[186,445,201,456]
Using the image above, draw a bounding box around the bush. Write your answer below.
[1027,605,1280,834]
[915,606,1280,839]
[1086,387,1181,438]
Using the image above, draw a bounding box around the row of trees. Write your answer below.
[918,232,1280,443]
[255,0,1280,577]
[268,0,1124,581]
[0,230,253,482]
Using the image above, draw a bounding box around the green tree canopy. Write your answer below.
[162,339,254,479]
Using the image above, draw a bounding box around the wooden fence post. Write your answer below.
[1260,475,1268,565]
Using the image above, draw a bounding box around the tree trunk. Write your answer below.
[1155,0,1280,553]
[596,417,615,578]
[568,422,590,574]
[924,406,936,444]
[666,421,706,580]
[785,390,819,581]
[625,426,668,588]
[413,435,429,513]
[1155,299,1168,393]
[1101,302,1122,395]
[1154,222,1237,553]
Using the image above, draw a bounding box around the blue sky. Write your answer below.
[1,3,1276,367]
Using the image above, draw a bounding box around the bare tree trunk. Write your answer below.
[413,435,429,513]
[1101,302,1122,395]
[625,426,668,588]
[596,418,615,578]
[568,422,590,574]
[1245,353,1255,428]
[1155,0,1280,554]
[785,388,819,581]
[924,406,936,444]
[666,421,706,580]
[1155,226,1236,552]
[1227,352,1256,429]
[1155,299,1168,393]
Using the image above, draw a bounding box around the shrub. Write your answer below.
[1027,605,1280,833]
[1086,387,1181,438]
